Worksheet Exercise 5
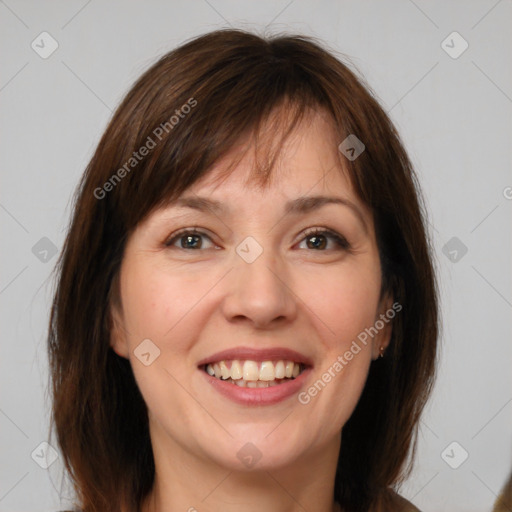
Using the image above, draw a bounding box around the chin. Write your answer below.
[194,422,314,473]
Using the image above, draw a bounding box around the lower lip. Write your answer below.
[201,368,311,406]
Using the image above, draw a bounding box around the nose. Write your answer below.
[221,247,298,329]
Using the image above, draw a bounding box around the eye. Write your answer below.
[297,228,350,251]
[164,228,215,250]
[164,227,350,252]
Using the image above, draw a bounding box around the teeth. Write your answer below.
[243,360,259,381]
[231,360,243,380]
[259,361,275,381]
[275,360,285,379]
[219,360,230,380]
[204,359,304,384]
[209,376,293,387]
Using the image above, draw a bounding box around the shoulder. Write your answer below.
[388,491,422,512]
[339,491,421,512]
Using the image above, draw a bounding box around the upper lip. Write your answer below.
[197,346,313,367]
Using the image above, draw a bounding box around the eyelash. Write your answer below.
[164,227,351,251]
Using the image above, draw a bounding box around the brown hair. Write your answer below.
[48,29,438,512]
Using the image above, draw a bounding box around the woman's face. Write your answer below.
[111,109,392,472]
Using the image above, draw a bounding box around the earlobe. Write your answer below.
[373,320,392,360]
[109,305,130,359]
[372,294,394,360]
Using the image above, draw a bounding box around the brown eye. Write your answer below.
[298,229,350,251]
[165,229,214,250]
[180,234,203,249]
[306,233,327,250]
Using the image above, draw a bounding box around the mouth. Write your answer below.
[202,359,306,388]
[197,347,312,405]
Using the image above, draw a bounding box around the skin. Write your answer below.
[110,108,393,512]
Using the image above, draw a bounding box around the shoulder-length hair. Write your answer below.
[48,28,438,512]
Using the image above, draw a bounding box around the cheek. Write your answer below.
[119,259,225,372]
[294,262,380,424]
[121,259,196,339]
[118,262,210,420]
[297,261,382,350]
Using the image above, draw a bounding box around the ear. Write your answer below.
[371,293,395,361]
[109,302,130,359]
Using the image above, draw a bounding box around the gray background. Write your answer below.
[1,1,511,511]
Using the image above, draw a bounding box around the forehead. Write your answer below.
[150,109,375,237]
[183,108,359,204]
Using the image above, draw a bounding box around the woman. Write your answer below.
[48,29,438,512]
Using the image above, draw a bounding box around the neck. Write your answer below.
[141,423,341,512]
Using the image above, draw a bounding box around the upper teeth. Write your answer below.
[205,360,302,381]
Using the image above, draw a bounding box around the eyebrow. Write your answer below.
[170,195,368,233]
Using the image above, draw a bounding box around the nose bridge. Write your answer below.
[222,235,296,327]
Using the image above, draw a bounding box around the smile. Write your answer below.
[198,346,312,405]
[203,359,305,387]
